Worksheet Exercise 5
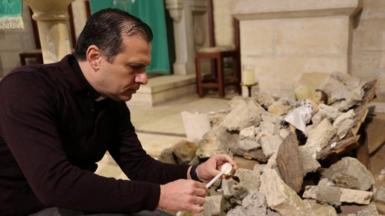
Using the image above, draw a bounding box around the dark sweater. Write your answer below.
[0,55,188,215]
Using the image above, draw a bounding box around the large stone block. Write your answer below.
[220,100,262,132]
[260,169,309,216]
[276,132,303,193]
[322,157,375,191]
[303,185,373,205]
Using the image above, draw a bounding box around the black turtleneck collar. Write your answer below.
[67,54,103,101]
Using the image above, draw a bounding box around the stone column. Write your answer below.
[166,0,208,75]
[71,0,88,38]
[24,0,74,63]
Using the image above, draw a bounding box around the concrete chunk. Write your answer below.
[333,110,355,139]
[318,104,342,121]
[276,132,303,193]
[200,195,224,216]
[338,188,373,205]
[230,141,267,162]
[303,185,373,205]
[260,169,309,216]
[253,92,276,109]
[260,134,283,158]
[221,100,262,131]
[299,146,321,175]
[319,73,363,105]
[303,184,342,206]
[222,178,238,197]
[242,192,267,216]
[239,126,260,151]
[305,118,336,153]
[356,204,380,216]
[234,168,261,193]
[375,186,385,204]
[303,200,337,216]
[158,140,197,165]
[268,99,293,116]
[226,206,247,216]
[196,126,238,159]
[322,157,375,191]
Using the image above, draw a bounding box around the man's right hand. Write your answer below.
[158,179,207,213]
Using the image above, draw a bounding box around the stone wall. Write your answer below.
[352,0,385,101]
[0,6,35,76]
[234,0,360,98]
[240,15,351,97]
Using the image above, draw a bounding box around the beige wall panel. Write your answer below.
[241,15,350,96]
[352,0,385,102]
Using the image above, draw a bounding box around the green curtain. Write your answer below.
[90,0,171,75]
[0,0,23,29]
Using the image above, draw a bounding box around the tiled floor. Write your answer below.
[95,94,233,179]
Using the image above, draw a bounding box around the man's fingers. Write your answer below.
[190,204,204,213]
[193,196,205,206]
[193,187,207,197]
[187,197,205,213]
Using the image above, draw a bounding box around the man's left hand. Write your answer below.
[194,154,237,182]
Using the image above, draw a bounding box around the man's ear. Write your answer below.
[86,45,102,71]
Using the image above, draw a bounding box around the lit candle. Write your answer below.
[242,66,255,86]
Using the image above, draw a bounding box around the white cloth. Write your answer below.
[284,100,314,135]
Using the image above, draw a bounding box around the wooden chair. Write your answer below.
[195,0,241,97]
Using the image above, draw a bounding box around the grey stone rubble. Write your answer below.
[303,179,373,205]
[303,118,336,157]
[375,186,385,204]
[227,192,268,216]
[220,99,262,132]
[260,168,309,216]
[158,140,197,165]
[322,157,375,191]
[332,109,355,139]
[298,146,321,176]
[173,73,380,215]
[195,126,238,159]
[356,204,381,216]
[276,132,303,193]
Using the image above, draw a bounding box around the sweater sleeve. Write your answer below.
[0,72,160,213]
[108,103,189,184]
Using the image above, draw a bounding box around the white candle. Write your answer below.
[242,66,255,86]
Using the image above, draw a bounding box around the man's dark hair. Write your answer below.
[74,8,153,62]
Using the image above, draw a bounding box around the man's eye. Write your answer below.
[132,66,142,70]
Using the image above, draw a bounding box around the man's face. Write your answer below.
[95,35,151,101]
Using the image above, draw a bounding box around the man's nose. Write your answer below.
[135,73,148,85]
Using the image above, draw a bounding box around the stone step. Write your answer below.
[128,74,196,106]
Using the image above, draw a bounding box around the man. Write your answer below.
[0,8,236,216]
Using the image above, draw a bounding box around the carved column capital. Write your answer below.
[25,0,73,21]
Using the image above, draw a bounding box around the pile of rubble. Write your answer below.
[160,73,384,216]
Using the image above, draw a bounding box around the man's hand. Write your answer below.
[158,179,207,213]
[195,154,237,182]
